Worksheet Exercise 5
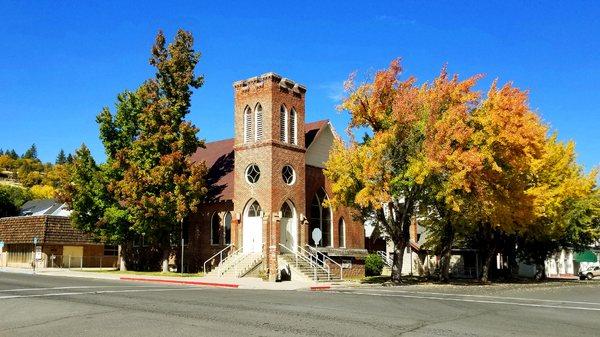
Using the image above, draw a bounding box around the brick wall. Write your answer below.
[183,201,234,273]
[305,165,365,250]
[232,73,308,279]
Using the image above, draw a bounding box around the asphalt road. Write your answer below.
[1,272,599,337]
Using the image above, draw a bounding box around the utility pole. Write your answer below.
[180,219,184,276]
[32,237,37,275]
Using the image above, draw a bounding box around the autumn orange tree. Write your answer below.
[67,30,207,272]
[464,82,548,282]
[111,30,207,272]
[408,69,484,282]
[325,60,488,282]
[327,58,599,283]
[518,136,599,279]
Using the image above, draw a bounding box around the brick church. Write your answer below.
[185,73,367,281]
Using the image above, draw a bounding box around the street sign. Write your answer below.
[35,246,42,260]
[311,228,322,246]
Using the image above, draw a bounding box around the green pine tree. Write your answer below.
[56,149,67,165]
[23,144,38,159]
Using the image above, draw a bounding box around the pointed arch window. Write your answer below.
[280,105,288,142]
[309,189,332,247]
[224,212,232,245]
[210,213,221,245]
[255,104,263,141]
[338,218,346,248]
[290,108,297,145]
[248,200,262,217]
[244,106,252,143]
[281,202,293,218]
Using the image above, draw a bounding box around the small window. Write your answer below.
[248,201,262,217]
[224,212,232,245]
[244,106,252,143]
[211,213,221,245]
[290,108,297,145]
[282,165,295,185]
[255,104,263,141]
[245,164,261,184]
[103,245,118,256]
[280,105,288,142]
[338,218,346,248]
[281,202,293,218]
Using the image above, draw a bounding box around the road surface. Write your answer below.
[1,272,599,336]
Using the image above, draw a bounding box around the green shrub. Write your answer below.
[365,253,384,276]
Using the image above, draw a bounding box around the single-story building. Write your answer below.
[0,214,116,269]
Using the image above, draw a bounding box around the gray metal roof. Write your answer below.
[20,199,65,216]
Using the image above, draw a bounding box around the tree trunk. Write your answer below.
[439,221,454,283]
[118,243,129,271]
[535,261,547,281]
[505,237,519,280]
[481,248,495,283]
[161,248,170,273]
[391,241,406,283]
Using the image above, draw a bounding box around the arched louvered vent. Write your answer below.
[255,104,263,141]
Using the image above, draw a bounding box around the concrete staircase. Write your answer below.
[207,252,262,278]
[279,253,342,282]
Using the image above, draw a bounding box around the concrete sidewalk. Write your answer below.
[0,266,326,290]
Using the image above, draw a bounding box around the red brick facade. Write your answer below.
[186,73,366,278]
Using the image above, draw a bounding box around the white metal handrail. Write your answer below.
[279,243,330,281]
[203,244,234,274]
[220,247,245,277]
[307,246,344,280]
[377,251,393,268]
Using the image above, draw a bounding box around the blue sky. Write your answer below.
[0,1,598,171]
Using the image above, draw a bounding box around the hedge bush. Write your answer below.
[365,253,384,276]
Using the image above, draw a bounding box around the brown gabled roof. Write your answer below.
[305,120,328,148]
[190,138,235,202]
[0,215,97,245]
[190,120,329,202]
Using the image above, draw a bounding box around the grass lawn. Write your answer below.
[83,269,204,278]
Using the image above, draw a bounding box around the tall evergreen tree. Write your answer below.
[68,29,207,272]
[111,29,207,271]
[23,144,38,159]
[8,149,18,159]
[56,149,67,164]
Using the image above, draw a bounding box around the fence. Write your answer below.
[3,253,119,270]
[46,255,119,269]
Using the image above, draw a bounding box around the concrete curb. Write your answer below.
[309,285,331,291]
[119,276,240,288]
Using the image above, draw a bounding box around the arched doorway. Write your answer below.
[310,188,332,247]
[279,200,297,252]
[243,200,263,253]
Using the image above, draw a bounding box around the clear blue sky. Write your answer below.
[1,1,598,171]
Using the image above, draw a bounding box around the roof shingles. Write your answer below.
[0,215,97,245]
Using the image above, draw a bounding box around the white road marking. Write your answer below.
[351,289,600,306]
[0,287,206,300]
[0,285,168,293]
[330,290,600,312]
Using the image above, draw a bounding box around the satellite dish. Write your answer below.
[311,228,322,246]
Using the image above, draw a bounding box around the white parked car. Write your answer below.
[579,266,600,280]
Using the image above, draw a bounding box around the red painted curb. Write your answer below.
[119,277,239,288]
[310,285,331,291]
